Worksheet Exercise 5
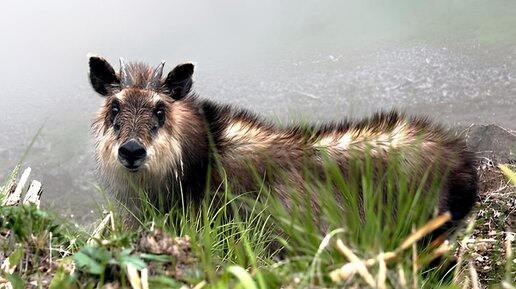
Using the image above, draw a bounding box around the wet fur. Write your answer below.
[89,58,478,234]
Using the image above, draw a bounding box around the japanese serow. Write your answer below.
[88,56,477,238]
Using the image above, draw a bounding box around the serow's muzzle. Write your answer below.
[118,138,147,171]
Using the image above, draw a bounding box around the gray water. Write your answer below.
[0,0,515,224]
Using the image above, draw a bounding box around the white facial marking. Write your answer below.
[144,131,183,180]
[150,92,162,104]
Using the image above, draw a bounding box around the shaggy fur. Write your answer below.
[88,56,478,235]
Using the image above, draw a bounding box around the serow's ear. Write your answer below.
[162,63,194,100]
[89,56,119,96]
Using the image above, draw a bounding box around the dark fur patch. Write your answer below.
[89,57,119,95]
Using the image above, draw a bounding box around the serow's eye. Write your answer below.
[152,108,165,133]
[111,106,119,117]
[111,103,120,131]
[156,109,165,124]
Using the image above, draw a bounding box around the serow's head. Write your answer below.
[89,56,194,173]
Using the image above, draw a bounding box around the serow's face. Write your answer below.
[106,90,167,171]
[89,56,194,172]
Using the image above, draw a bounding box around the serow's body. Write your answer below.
[88,56,477,237]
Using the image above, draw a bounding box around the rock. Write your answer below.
[474,242,489,254]
[462,124,516,164]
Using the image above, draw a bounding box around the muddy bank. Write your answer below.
[464,124,516,163]
[459,124,516,287]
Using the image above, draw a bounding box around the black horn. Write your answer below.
[147,61,165,90]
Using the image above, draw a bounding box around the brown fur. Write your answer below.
[88,57,478,235]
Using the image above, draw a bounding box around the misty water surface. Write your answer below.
[0,0,515,224]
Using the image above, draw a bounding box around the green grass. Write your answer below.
[1,159,514,288]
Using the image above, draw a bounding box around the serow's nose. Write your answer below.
[118,139,147,171]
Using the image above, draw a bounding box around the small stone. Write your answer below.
[474,242,489,253]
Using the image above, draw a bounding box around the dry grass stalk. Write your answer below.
[504,232,515,287]
[329,213,452,287]
[331,239,376,286]
[400,212,451,251]
[87,211,114,246]
[411,229,418,289]
[126,263,142,289]
[453,216,477,284]
[418,240,450,267]
[469,261,480,289]
[141,268,149,289]
[397,263,407,288]
[377,252,387,289]
[362,252,398,268]
[192,280,207,289]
